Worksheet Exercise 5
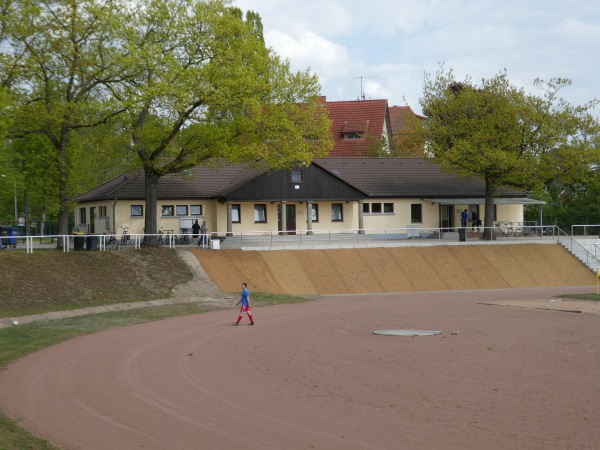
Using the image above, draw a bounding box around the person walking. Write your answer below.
[233,282,254,326]
[191,220,200,245]
[471,210,480,231]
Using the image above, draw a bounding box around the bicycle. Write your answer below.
[179,228,190,245]
[103,233,119,250]
[493,221,514,237]
[164,229,178,245]
[120,226,131,246]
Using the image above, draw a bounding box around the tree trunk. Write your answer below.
[56,137,70,250]
[143,168,160,247]
[482,177,496,241]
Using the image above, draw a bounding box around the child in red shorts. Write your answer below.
[233,282,254,325]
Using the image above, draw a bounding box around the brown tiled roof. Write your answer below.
[388,106,425,137]
[75,163,265,201]
[324,99,390,157]
[76,158,528,202]
[313,158,526,198]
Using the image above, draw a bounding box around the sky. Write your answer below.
[235,0,599,116]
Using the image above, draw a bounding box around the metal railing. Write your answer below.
[0,225,563,253]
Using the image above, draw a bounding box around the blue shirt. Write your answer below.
[240,288,250,307]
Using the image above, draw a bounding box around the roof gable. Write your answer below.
[324,99,390,157]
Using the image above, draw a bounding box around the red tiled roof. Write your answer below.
[388,105,425,137]
[324,98,390,157]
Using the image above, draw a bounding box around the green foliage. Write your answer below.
[108,0,332,239]
[525,203,600,233]
[420,65,600,239]
[1,0,332,239]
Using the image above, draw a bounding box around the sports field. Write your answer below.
[0,245,599,449]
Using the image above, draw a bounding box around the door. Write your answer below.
[439,205,454,231]
[90,207,96,234]
[286,204,296,235]
[278,204,297,235]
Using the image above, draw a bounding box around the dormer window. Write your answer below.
[341,120,366,140]
[345,132,362,139]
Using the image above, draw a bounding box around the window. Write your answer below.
[176,205,188,216]
[190,205,203,216]
[254,204,267,223]
[99,206,107,217]
[345,132,362,139]
[131,205,143,217]
[161,205,174,216]
[291,169,303,183]
[231,204,241,223]
[79,208,87,224]
[311,204,319,222]
[411,204,422,223]
[331,203,343,221]
[364,202,394,214]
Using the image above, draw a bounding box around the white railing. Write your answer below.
[0,225,562,253]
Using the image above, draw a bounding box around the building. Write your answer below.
[74,158,537,238]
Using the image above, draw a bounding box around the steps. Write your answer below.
[559,237,600,273]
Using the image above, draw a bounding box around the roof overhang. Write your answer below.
[424,198,545,205]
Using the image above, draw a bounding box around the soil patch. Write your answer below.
[194,244,595,295]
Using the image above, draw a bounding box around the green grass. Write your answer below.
[557,293,600,301]
[0,294,311,449]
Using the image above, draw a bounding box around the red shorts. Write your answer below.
[240,305,251,314]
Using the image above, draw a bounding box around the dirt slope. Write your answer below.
[193,244,595,295]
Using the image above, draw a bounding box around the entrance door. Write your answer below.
[439,205,453,231]
[278,204,296,235]
[286,204,296,235]
[90,207,96,234]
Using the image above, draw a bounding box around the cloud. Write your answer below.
[235,0,600,115]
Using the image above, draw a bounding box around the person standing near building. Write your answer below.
[460,209,469,228]
[233,282,254,326]
[199,220,208,246]
[471,210,480,231]
[191,220,200,245]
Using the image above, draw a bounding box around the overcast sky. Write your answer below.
[235,0,599,116]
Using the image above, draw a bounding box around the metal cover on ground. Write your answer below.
[373,329,442,336]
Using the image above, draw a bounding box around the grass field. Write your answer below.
[0,249,309,449]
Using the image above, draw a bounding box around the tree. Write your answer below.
[2,0,128,246]
[110,0,332,245]
[420,67,600,240]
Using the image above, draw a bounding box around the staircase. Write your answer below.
[559,237,600,273]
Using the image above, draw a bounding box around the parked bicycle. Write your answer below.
[179,228,190,245]
[494,221,514,237]
[164,229,177,245]
[120,226,131,246]
[103,233,119,250]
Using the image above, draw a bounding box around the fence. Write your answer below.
[0,223,564,253]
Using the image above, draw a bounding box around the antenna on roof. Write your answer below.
[354,75,377,100]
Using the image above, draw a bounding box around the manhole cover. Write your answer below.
[373,329,441,336]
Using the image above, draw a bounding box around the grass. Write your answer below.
[557,293,600,301]
[0,249,311,449]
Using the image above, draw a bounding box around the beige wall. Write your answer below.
[75,199,215,237]
[76,198,525,236]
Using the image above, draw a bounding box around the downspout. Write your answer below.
[113,198,117,234]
